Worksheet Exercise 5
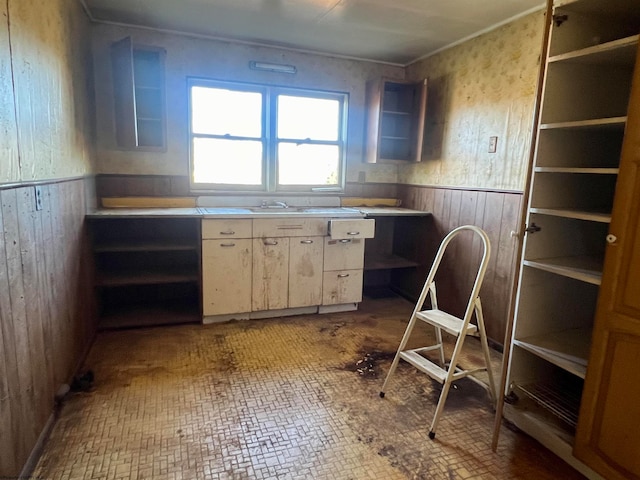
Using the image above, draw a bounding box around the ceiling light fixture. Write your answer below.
[249,61,297,74]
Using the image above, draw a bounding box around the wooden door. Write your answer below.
[288,237,323,308]
[252,237,289,311]
[202,239,252,316]
[574,47,640,480]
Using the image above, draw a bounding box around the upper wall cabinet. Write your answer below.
[111,37,166,151]
[365,78,427,163]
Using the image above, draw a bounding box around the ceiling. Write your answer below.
[83,0,544,65]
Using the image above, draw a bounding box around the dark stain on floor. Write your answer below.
[428,377,493,411]
[351,350,396,378]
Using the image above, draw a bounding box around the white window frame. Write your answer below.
[188,78,348,193]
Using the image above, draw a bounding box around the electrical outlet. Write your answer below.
[488,136,498,153]
[34,185,43,211]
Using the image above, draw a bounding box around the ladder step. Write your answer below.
[416,309,478,336]
[399,350,447,383]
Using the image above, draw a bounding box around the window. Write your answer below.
[188,79,347,192]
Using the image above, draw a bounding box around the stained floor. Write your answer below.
[34,296,585,479]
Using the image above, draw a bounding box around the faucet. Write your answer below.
[260,200,289,209]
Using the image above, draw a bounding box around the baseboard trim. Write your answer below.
[18,413,56,479]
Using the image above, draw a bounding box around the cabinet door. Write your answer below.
[252,237,289,311]
[574,47,640,480]
[289,237,323,308]
[202,239,252,316]
[322,270,363,305]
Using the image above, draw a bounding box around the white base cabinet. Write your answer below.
[202,220,253,316]
[202,217,373,322]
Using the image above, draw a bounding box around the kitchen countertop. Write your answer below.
[357,207,431,217]
[86,206,431,219]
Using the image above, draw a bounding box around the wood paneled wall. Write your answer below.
[0,178,95,477]
[96,174,397,200]
[397,185,523,347]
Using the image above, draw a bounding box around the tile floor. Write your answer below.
[34,297,585,479]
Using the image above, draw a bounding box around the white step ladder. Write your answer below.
[380,225,497,439]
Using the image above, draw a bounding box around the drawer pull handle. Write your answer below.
[220,243,236,247]
[337,273,350,278]
[347,231,360,236]
[264,240,278,246]
[339,239,352,244]
[277,225,303,230]
[220,231,235,235]
[300,240,313,244]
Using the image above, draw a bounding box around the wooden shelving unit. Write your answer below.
[89,217,201,329]
[503,1,640,477]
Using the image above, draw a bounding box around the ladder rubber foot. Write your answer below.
[379,392,385,398]
[428,431,436,440]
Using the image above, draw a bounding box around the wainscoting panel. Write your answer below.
[397,185,523,346]
[0,178,95,477]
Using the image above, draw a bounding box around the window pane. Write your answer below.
[193,138,262,185]
[277,95,339,141]
[278,143,339,185]
[191,86,262,137]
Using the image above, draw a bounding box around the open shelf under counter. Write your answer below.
[549,34,639,65]
[96,268,199,287]
[523,255,603,285]
[93,239,199,253]
[364,253,419,271]
[529,207,611,223]
[99,302,200,330]
[540,116,627,130]
[514,327,592,379]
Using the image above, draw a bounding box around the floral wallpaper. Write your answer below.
[400,11,546,191]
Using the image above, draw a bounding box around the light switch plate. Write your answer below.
[488,136,498,153]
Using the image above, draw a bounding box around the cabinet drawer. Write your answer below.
[324,238,365,271]
[202,219,252,239]
[328,219,375,239]
[322,269,363,305]
[253,218,327,238]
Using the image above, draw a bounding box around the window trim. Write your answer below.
[188,77,348,194]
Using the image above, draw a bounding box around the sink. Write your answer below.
[248,207,361,214]
[247,207,306,212]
